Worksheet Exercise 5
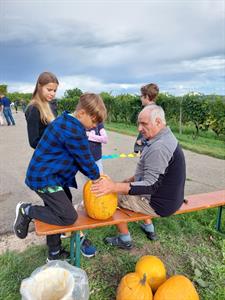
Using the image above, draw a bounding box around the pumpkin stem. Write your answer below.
[140,273,147,285]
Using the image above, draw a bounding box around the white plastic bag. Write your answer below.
[20,260,89,300]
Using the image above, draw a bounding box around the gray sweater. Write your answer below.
[129,127,186,217]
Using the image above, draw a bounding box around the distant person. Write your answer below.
[14,100,19,113]
[92,105,186,249]
[0,94,16,126]
[13,93,107,262]
[21,100,26,113]
[86,122,108,174]
[134,83,159,153]
[0,102,4,125]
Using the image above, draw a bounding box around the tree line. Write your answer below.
[1,85,224,138]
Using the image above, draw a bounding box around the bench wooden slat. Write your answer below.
[176,190,225,214]
[35,190,225,236]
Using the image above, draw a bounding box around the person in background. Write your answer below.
[0,94,16,126]
[86,122,108,174]
[134,83,159,153]
[92,105,186,249]
[0,102,4,125]
[14,100,19,113]
[25,72,58,149]
[21,100,26,113]
[13,93,107,262]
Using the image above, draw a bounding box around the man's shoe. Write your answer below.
[104,236,133,250]
[140,227,158,241]
[13,202,31,239]
[80,237,97,258]
[46,248,70,263]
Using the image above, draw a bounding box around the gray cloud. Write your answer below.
[0,0,224,95]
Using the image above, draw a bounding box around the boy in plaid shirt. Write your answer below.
[13,93,107,261]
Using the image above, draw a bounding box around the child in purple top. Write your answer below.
[86,122,108,174]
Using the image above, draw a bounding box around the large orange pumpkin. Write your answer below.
[116,272,153,300]
[135,256,166,292]
[154,275,199,300]
[83,175,118,220]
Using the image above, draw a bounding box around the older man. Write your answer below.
[92,105,186,249]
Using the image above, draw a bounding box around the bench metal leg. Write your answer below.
[75,231,81,267]
[69,231,81,267]
[216,206,223,232]
[70,233,76,265]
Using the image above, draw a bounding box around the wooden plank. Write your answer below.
[35,208,150,235]
[176,190,225,215]
[35,190,225,236]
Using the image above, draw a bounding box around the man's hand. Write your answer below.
[122,176,135,183]
[91,177,116,197]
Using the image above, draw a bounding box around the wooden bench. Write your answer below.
[35,190,225,267]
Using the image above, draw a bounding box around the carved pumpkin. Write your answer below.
[83,175,118,220]
[116,272,153,300]
[154,275,199,300]
[135,256,166,292]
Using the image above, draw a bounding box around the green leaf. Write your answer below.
[194,268,202,277]
[196,278,208,288]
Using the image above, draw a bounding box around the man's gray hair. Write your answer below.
[143,104,166,125]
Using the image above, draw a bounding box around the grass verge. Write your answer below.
[105,122,225,159]
[0,209,224,299]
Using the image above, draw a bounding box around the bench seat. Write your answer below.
[35,190,225,266]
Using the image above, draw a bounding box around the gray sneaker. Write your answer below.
[140,226,158,240]
[13,202,31,239]
[104,236,133,250]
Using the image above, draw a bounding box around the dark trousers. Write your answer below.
[29,187,77,253]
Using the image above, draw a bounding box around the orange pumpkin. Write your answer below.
[135,256,166,292]
[83,175,118,220]
[154,275,199,300]
[116,272,153,300]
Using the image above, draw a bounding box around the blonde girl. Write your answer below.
[25,72,59,149]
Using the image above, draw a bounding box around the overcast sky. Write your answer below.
[0,0,224,97]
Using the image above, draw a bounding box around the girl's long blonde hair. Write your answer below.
[29,72,59,124]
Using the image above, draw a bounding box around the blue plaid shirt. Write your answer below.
[25,112,100,190]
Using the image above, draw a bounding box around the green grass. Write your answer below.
[105,122,225,159]
[1,209,225,299]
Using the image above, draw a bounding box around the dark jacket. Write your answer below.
[25,101,58,149]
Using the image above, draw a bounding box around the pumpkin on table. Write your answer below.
[135,255,167,292]
[153,275,199,300]
[83,175,118,220]
[116,272,153,300]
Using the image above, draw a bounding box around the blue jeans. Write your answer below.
[3,107,15,125]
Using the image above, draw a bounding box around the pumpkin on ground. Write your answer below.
[83,175,118,220]
[135,255,166,292]
[154,275,199,300]
[116,272,153,300]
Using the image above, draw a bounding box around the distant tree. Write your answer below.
[0,84,7,95]
[64,88,83,99]
[207,97,225,137]
[182,95,210,138]
[7,92,32,104]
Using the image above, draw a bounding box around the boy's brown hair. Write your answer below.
[76,93,107,123]
[140,83,159,101]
